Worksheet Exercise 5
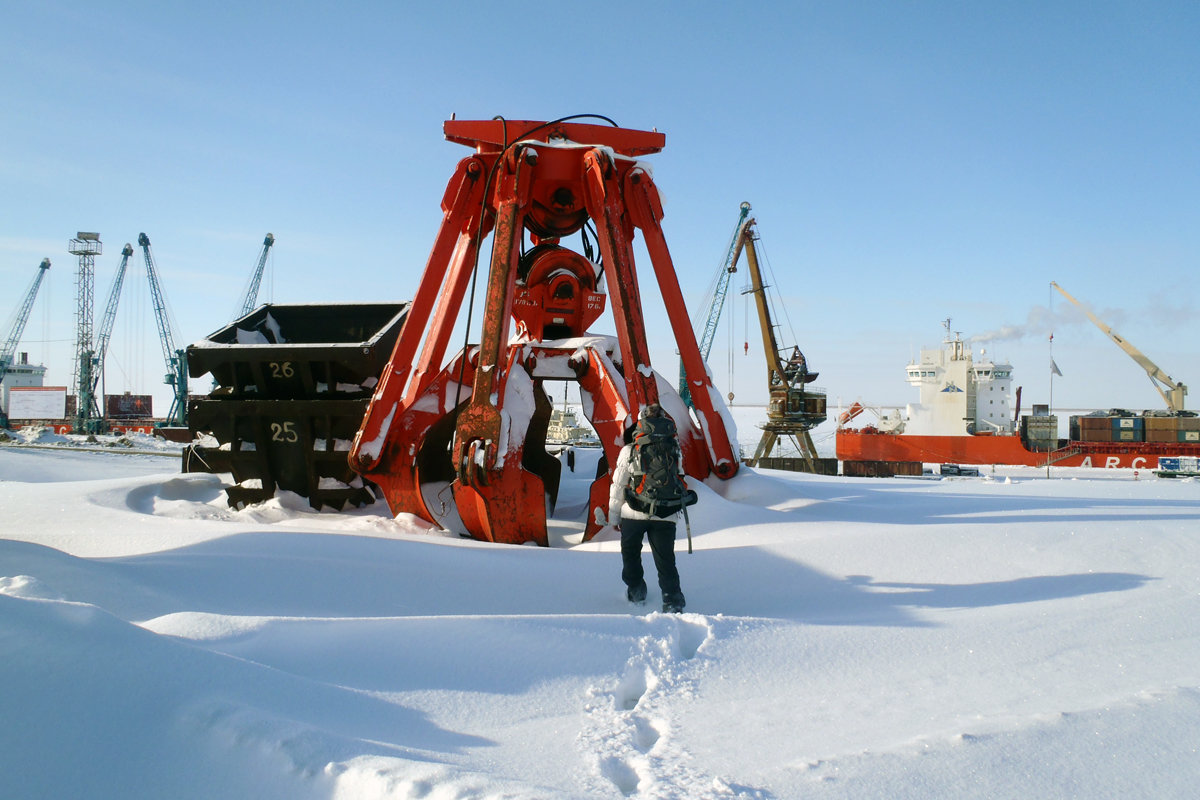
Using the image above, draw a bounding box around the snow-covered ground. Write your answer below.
[3,428,1199,799]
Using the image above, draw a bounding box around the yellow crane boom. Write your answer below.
[1051,281,1187,412]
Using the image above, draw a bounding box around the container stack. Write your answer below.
[1145,415,1180,443]
[1072,414,1114,442]
[755,456,840,475]
[183,302,408,510]
[1111,415,1145,442]
[1069,411,1200,445]
[1020,414,1058,452]
[841,460,923,478]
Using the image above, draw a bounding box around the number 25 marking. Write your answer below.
[271,421,298,443]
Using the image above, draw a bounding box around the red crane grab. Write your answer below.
[350,118,739,545]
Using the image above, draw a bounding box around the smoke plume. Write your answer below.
[970,301,1138,345]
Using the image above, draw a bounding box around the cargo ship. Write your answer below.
[836,323,1200,469]
[546,406,600,447]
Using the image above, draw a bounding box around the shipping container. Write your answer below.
[1158,456,1200,473]
[841,460,923,478]
[754,457,839,475]
[1021,415,1057,441]
[105,393,153,419]
[1078,426,1113,443]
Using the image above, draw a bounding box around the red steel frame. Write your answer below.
[350,119,738,545]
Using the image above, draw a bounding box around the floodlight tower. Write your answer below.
[69,232,103,429]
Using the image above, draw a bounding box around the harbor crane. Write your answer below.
[84,243,136,427]
[137,233,189,427]
[1051,281,1187,413]
[678,202,752,407]
[234,233,275,321]
[737,213,827,468]
[0,257,51,427]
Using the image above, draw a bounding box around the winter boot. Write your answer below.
[626,581,648,604]
[662,593,686,614]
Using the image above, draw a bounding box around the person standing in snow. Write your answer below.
[608,403,696,613]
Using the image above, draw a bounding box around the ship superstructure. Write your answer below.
[546,406,600,447]
[902,320,1014,437]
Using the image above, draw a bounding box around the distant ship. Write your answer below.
[836,323,1200,469]
[546,406,600,447]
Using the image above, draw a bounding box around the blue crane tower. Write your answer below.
[0,257,52,428]
[678,202,753,407]
[83,242,136,429]
[234,233,275,321]
[137,233,189,427]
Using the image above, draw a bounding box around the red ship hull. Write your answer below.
[836,429,1200,469]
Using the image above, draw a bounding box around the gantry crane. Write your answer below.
[678,202,753,407]
[1051,281,1187,413]
[137,233,188,426]
[738,214,827,468]
[234,233,275,321]
[0,258,51,428]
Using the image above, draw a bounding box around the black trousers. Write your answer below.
[620,516,682,601]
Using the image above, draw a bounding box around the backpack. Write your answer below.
[623,414,698,518]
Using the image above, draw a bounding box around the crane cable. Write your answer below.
[41,273,52,370]
[725,276,735,400]
[755,232,802,356]
[266,243,275,306]
[453,114,622,411]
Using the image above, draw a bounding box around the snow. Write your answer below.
[3,434,1200,799]
[355,401,397,463]
[236,327,270,344]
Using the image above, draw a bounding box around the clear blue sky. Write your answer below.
[3,1,1198,420]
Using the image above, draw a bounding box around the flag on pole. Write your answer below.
[1051,359,1063,377]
